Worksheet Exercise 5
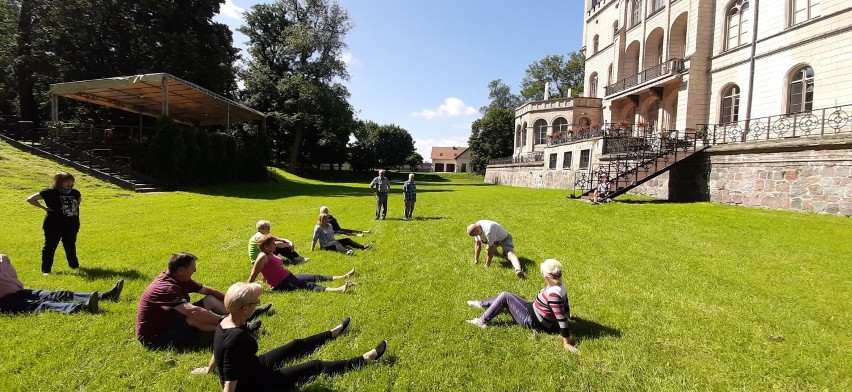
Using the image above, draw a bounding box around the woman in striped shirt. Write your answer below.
[465,259,578,353]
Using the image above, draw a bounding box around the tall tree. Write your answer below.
[479,79,521,114]
[239,0,353,169]
[520,51,585,101]
[467,107,514,173]
[348,121,416,170]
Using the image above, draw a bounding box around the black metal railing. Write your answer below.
[698,104,852,145]
[488,151,544,165]
[572,130,700,198]
[547,123,651,146]
[605,58,684,96]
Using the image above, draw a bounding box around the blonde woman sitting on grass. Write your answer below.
[465,259,579,354]
[192,282,388,391]
[311,213,371,256]
[249,235,355,293]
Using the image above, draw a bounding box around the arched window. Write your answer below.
[578,117,591,127]
[630,0,642,27]
[726,1,750,50]
[607,64,613,85]
[613,21,619,36]
[788,66,814,114]
[521,122,528,147]
[593,35,600,54]
[720,85,740,124]
[515,124,522,148]
[790,0,820,26]
[657,38,664,64]
[589,73,598,98]
[553,117,569,134]
[533,120,548,145]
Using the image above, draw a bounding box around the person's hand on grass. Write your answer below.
[563,338,579,354]
[190,367,209,375]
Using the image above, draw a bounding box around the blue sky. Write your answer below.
[214,0,584,161]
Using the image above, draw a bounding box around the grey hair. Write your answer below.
[540,259,563,279]
[256,220,271,231]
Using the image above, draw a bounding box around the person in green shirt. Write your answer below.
[248,220,308,264]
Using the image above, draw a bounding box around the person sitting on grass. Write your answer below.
[465,259,579,354]
[249,235,355,293]
[466,219,525,278]
[312,213,371,256]
[320,206,369,237]
[593,175,612,204]
[0,253,122,314]
[191,282,388,391]
[248,220,308,264]
[136,252,271,350]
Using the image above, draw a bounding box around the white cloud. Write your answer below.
[414,137,469,162]
[219,0,245,20]
[339,51,362,68]
[412,97,477,120]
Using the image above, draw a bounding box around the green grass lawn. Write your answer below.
[1,140,851,391]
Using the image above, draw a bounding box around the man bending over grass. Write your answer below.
[467,220,525,278]
[0,253,122,314]
[136,252,270,350]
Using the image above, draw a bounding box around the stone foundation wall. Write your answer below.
[485,163,576,189]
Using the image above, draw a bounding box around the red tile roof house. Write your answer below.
[430,146,470,172]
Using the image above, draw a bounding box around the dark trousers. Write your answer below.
[273,247,301,261]
[273,273,332,292]
[258,330,364,390]
[0,289,89,314]
[404,200,416,219]
[375,192,388,219]
[42,219,80,273]
[338,238,366,249]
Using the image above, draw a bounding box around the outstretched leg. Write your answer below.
[258,331,335,369]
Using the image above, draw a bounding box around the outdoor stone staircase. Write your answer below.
[0,130,164,193]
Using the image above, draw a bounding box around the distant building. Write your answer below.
[431,146,470,172]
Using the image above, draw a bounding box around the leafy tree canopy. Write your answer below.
[520,51,585,101]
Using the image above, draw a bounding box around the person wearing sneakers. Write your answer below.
[136,252,270,350]
[0,253,122,314]
[311,213,371,256]
[320,206,369,237]
[26,171,82,275]
[248,220,308,264]
[191,282,388,391]
[249,235,355,293]
[369,169,390,220]
[402,173,417,220]
[465,259,579,354]
[466,219,525,277]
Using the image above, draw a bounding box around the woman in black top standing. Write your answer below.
[26,172,82,275]
[192,282,388,392]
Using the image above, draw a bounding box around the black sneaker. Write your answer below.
[101,279,124,301]
[247,304,272,322]
[246,320,262,335]
[374,340,388,360]
[337,316,351,337]
[84,292,100,313]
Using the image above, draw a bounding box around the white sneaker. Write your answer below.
[466,300,483,309]
[466,318,487,328]
[345,250,354,256]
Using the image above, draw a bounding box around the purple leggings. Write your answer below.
[480,291,535,328]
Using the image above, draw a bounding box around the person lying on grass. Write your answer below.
[311,213,372,256]
[465,258,579,354]
[250,235,355,293]
[319,206,369,237]
[248,220,308,264]
[191,282,388,392]
[0,253,122,314]
[136,252,271,350]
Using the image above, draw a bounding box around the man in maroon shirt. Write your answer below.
[135,253,268,350]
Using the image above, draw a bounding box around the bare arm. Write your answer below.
[248,255,268,283]
[223,380,237,392]
[26,193,50,211]
[473,241,481,263]
[198,286,225,301]
[190,355,216,375]
[173,302,221,324]
[485,244,496,266]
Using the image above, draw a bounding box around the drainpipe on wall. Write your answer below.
[744,0,760,136]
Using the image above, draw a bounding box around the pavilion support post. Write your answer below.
[161,81,169,117]
[227,104,231,130]
[50,94,58,122]
[138,114,143,141]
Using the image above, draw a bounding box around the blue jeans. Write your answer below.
[0,289,90,313]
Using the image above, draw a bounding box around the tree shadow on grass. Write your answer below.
[62,266,147,282]
[186,170,453,200]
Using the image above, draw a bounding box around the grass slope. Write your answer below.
[1,140,851,391]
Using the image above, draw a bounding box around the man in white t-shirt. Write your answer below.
[466,220,524,278]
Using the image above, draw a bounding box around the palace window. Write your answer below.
[726,1,750,50]
[563,151,573,169]
[630,0,642,28]
[589,73,598,98]
[788,66,814,114]
[720,85,740,124]
[534,119,548,145]
[579,149,591,170]
[553,117,569,134]
[593,35,600,54]
[790,0,820,26]
[549,154,558,169]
